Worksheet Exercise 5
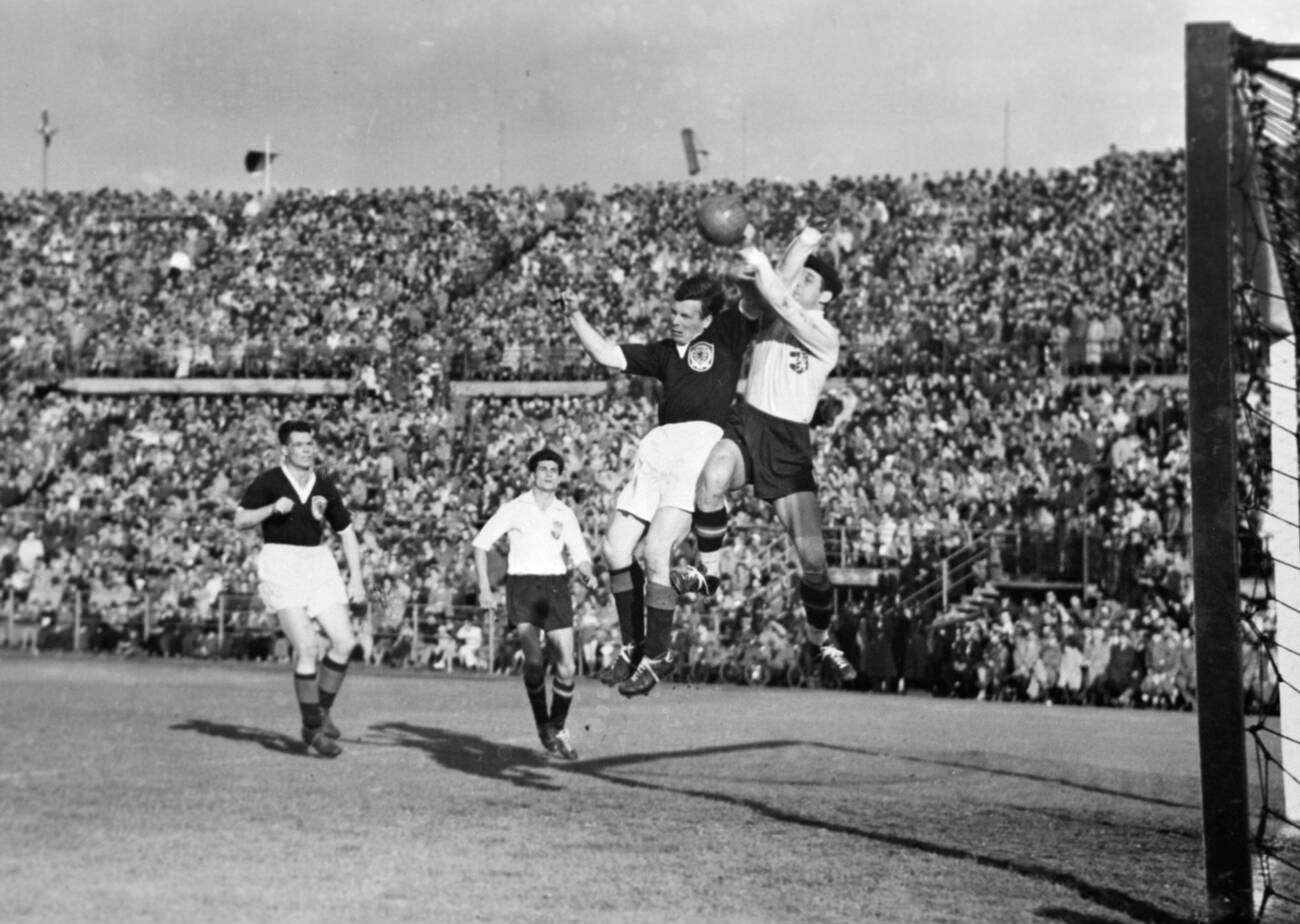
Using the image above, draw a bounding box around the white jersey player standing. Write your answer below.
[472,447,598,759]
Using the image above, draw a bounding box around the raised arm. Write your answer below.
[554,293,626,370]
[777,226,823,290]
[739,238,839,363]
[733,225,821,323]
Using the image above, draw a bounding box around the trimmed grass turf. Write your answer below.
[0,654,1227,923]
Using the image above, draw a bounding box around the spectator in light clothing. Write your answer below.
[455,618,484,671]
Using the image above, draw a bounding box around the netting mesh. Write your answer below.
[1234,62,1300,921]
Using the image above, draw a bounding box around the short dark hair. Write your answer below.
[277,420,314,446]
[672,273,726,319]
[804,255,844,302]
[527,446,565,474]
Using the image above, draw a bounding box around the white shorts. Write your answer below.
[616,421,722,522]
[257,543,349,618]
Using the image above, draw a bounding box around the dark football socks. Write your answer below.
[644,582,677,660]
[524,664,550,728]
[317,656,349,710]
[549,677,575,730]
[294,671,323,728]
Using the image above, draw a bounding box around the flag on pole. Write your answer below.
[681,128,703,176]
[244,150,278,173]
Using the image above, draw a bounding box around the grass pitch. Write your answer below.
[0,654,1229,923]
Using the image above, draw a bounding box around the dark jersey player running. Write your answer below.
[235,420,366,758]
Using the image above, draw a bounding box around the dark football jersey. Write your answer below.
[619,308,757,427]
[239,466,352,546]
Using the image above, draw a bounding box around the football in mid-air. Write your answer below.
[696,193,749,246]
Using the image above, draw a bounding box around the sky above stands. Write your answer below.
[0,0,1296,194]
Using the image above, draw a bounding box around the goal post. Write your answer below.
[1185,22,1255,924]
[1186,21,1300,923]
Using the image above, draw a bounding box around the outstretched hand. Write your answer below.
[737,246,788,306]
[737,245,779,282]
[797,225,824,247]
[549,290,578,320]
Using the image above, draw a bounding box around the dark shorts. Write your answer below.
[721,400,817,502]
[505,574,574,632]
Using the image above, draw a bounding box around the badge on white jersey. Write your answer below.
[687,342,715,372]
[551,520,563,539]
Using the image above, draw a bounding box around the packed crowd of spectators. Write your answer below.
[0,145,1273,711]
[0,365,1231,707]
[2,147,1186,388]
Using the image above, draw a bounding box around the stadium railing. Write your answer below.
[5,334,1185,384]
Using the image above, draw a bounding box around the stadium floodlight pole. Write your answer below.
[37,109,57,194]
[1185,21,1256,924]
[741,107,747,183]
[1002,100,1010,172]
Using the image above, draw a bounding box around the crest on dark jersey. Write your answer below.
[686,342,715,372]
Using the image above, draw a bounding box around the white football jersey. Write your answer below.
[742,311,840,424]
[472,491,591,576]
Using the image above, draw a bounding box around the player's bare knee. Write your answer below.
[552,660,576,685]
[641,548,673,586]
[292,642,317,674]
[696,461,730,508]
[330,629,357,663]
[601,535,634,571]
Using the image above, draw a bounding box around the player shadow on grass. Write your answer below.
[344,725,1193,924]
[1033,907,1142,924]
[585,740,1195,810]
[367,721,564,792]
[169,719,307,757]
[578,741,1198,924]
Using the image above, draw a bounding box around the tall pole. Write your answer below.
[1185,21,1256,924]
[741,106,748,184]
[498,120,505,189]
[37,110,57,193]
[1002,101,1010,172]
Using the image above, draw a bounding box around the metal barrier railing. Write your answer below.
[4,333,1188,384]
